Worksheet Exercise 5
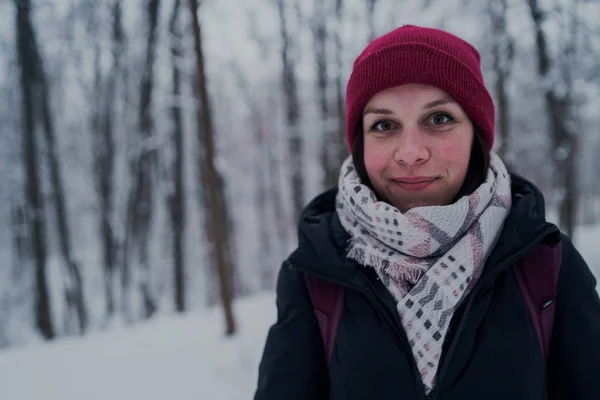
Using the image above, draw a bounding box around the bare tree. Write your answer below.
[333,0,348,175]
[276,0,304,224]
[169,0,186,312]
[14,0,92,339]
[314,0,347,189]
[15,0,88,337]
[41,69,87,335]
[188,0,237,335]
[526,0,579,236]
[10,203,28,272]
[92,0,124,321]
[312,0,333,189]
[123,0,161,320]
[15,0,54,340]
[35,20,87,335]
[489,0,514,165]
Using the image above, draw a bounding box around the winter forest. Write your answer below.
[1,0,599,398]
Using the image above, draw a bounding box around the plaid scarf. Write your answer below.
[335,153,511,393]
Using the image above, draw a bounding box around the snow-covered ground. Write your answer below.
[0,225,598,400]
[0,293,277,400]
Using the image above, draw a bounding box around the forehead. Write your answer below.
[365,84,452,107]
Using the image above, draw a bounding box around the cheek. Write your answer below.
[363,141,392,177]
[438,142,471,173]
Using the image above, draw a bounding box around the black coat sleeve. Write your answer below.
[254,262,329,400]
[549,234,600,399]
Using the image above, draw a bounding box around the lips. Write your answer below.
[390,177,438,191]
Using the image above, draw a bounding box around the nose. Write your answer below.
[393,128,429,166]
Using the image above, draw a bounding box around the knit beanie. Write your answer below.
[345,25,495,151]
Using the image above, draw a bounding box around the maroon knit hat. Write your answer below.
[345,25,495,151]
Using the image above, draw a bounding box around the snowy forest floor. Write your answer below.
[1,224,599,400]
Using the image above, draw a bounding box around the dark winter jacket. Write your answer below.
[254,174,600,400]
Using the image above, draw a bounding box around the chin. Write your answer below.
[392,197,448,212]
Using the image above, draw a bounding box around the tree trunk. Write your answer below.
[312,0,335,190]
[123,0,161,320]
[188,0,237,336]
[276,0,304,224]
[37,36,88,335]
[251,103,276,289]
[94,0,123,321]
[333,0,348,175]
[169,0,186,313]
[526,0,579,237]
[489,0,513,166]
[14,0,54,340]
[266,92,290,262]
[317,0,347,188]
[255,117,276,289]
[104,0,122,319]
[140,0,160,319]
[11,202,29,273]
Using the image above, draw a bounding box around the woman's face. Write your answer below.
[362,84,474,212]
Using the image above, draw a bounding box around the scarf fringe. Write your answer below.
[346,240,425,289]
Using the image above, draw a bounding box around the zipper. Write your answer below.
[428,288,479,400]
[356,271,430,398]
[429,225,558,399]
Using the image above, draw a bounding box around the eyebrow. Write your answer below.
[423,97,457,109]
[362,97,457,117]
[363,107,395,116]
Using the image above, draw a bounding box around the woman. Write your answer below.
[254,25,600,399]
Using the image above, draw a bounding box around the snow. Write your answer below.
[0,293,276,400]
[0,224,598,400]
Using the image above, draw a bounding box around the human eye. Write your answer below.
[369,119,396,133]
[427,112,455,126]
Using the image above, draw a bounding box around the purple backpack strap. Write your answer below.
[304,274,345,365]
[513,241,563,363]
